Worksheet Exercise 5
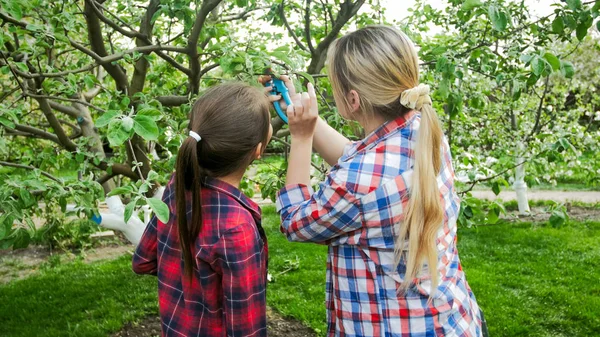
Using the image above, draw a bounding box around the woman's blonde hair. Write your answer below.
[327,25,444,292]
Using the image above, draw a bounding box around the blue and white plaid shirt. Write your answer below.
[277,111,482,336]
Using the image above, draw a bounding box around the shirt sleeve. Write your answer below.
[132,182,173,275]
[211,225,267,337]
[132,214,158,275]
[275,168,362,244]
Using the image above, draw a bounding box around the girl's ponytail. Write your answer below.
[175,135,204,279]
[396,86,444,292]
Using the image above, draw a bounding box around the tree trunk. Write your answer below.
[513,141,530,215]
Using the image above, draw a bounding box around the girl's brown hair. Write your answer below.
[327,26,445,292]
[175,82,271,278]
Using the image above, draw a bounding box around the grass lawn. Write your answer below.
[1,206,599,336]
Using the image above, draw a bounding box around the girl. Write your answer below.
[275,26,483,336]
[133,83,274,337]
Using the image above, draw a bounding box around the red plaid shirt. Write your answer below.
[133,175,268,337]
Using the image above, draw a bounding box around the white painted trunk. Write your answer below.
[87,186,166,246]
[513,142,530,215]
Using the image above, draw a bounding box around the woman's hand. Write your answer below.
[288,82,318,141]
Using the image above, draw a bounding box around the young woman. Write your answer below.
[275,26,483,336]
[133,83,273,337]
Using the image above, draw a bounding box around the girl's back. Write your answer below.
[133,82,273,337]
[134,176,267,337]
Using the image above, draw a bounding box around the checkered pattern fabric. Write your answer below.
[276,111,482,336]
[134,176,268,337]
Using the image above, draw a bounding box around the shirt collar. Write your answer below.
[202,176,262,224]
[344,110,418,159]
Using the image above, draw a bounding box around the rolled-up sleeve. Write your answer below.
[275,170,362,243]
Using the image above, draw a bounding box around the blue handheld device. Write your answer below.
[265,78,292,124]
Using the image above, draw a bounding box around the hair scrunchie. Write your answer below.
[400,84,432,110]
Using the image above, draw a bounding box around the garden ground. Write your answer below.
[1,204,599,337]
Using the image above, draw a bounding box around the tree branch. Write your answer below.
[217,6,270,22]
[525,76,551,143]
[48,100,80,118]
[279,1,309,53]
[8,123,61,143]
[36,97,78,151]
[130,0,161,97]
[187,0,223,94]
[83,0,129,93]
[156,95,190,107]
[304,0,316,54]
[0,160,62,183]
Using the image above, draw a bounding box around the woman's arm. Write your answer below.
[313,117,351,166]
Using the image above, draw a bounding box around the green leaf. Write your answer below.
[543,53,560,71]
[15,62,28,72]
[107,186,133,197]
[133,115,159,141]
[597,20,600,32]
[492,182,501,196]
[147,198,170,223]
[487,208,499,224]
[462,0,483,11]
[19,188,35,208]
[83,75,95,89]
[13,228,30,249]
[295,71,314,86]
[566,0,581,11]
[488,6,508,31]
[137,107,163,121]
[124,201,135,223]
[0,116,15,129]
[96,110,121,128]
[549,210,566,227]
[576,22,588,41]
[560,61,575,78]
[531,56,545,76]
[107,119,131,146]
[551,16,564,34]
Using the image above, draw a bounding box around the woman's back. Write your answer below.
[277,111,481,336]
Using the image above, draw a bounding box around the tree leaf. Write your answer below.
[560,60,575,78]
[13,228,30,249]
[488,6,508,31]
[551,16,564,34]
[107,186,133,197]
[543,53,560,71]
[0,116,15,129]
[133,115,159,141]
[566,0,582,11]
[576,22,588,41]
[147,198,170,223]
[137,107,163,121]
[531,56,545,76]
[96,110,121,128]
[492,181,501,196]
[462,0,483,11]
[107,119,131,146]
[295,71,314,85]
[549,210,566,227]
[124,201,135,223]
[19,188,35,208]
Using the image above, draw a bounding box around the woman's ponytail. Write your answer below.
[395,86,444,293]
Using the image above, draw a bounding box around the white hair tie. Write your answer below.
[400,83,432,110]
[188,131,202,142]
